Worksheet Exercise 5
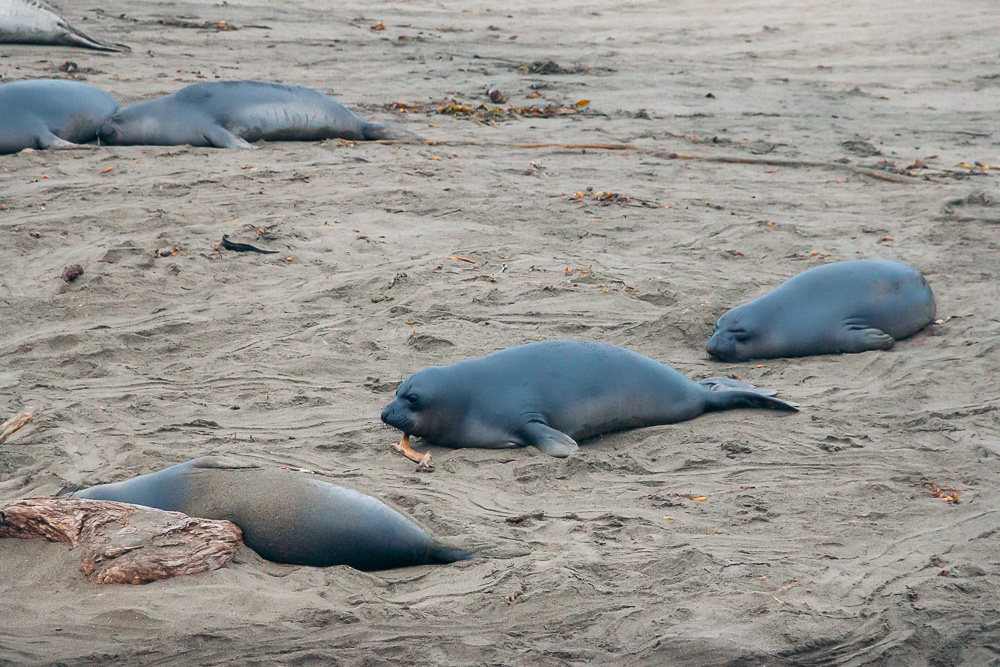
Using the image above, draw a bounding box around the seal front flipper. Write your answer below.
[202,125,256,150]
[36,131,78,150]
[522,422,579,458]
[837,319,895,353]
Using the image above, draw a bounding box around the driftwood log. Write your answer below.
[0,497,242,584]
[0,412,34,445]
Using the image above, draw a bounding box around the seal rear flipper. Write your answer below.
[699,377,778,397]
[523,422,579,458]
[704,390,799,412]
[837,322,895,353]
[428,545,476,565]
[58,20,131,52]
[361,122,424,143]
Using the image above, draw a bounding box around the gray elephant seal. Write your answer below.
[0,79,119,154]
[707,259,936,362]
[69,457,474,571]
[0,0,129,52]
[381,340,797,460]
[98,81,422,149]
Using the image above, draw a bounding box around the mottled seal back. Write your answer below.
[70,457,474,571]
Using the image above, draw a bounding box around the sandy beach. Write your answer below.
[1,0,999,664]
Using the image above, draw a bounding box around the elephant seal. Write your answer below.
[0,79,119,154]
[69,457,474,571]
[98,81,422,149]
[0,0,129,52]
[380,340,797,461]
[707,259,936,362]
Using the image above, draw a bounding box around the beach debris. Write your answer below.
[391,434,433,471]
[61,264,84,282]
[385,98,595,122]
[485,83,507,104]
[929,485,960,503]
[569,188,659,207]
[0,497,242,584]
[447,255,475,264]
[0,412,34,445]
[219,234,278,254]
[146,18,270,31]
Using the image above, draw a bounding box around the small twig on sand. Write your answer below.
[0,412,34,445]
[391,434,433,471]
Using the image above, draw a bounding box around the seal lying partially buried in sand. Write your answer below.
[707,259,936,362]
[0,0,129,51]
[98,81,423,149]
[0,79,119,154]
[69,457,474,571]
[381,340,798,464]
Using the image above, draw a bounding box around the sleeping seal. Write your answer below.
[707,259,936,361]
[69,457,474,571]
[98,81,422,149]
[0,79,119,154]
[381,339,798,461]
[0,0,129,52]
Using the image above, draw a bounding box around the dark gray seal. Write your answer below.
[0,79,119,154]
[69,457,474,571]
[707,259,936,362]
[98,81,421,149]
[1,0,129,52]
[380,340,797,460]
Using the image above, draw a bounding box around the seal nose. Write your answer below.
[380,406,391,424]
[706,333,730,361]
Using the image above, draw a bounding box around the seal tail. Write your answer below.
[59,21,131,52]
[429,545,476,565]
[361,122,424,143]
[699,377,799,412]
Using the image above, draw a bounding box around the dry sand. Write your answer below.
[2,0,999,664]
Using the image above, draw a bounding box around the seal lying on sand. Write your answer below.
[381,340,798,462]
[69,457,474,571]
[0,79,119,154]
[0,0,129,52]
[707,259,936,362]
[98,81,422,149]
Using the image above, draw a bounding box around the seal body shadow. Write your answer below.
[381,340,797,458]
[98,81,422,149]
[0,79,119,154]
[707,259,936,361]
[70,457,474,571]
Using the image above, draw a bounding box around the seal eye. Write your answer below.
[731,329,751,343]
[405,393,418,404]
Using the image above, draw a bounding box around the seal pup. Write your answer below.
[0,79,119,154]
[98,81,422,149]
[381,340,798,461]
[70,457,474,571]
[0,0,129,52]
[707,259,936,362]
